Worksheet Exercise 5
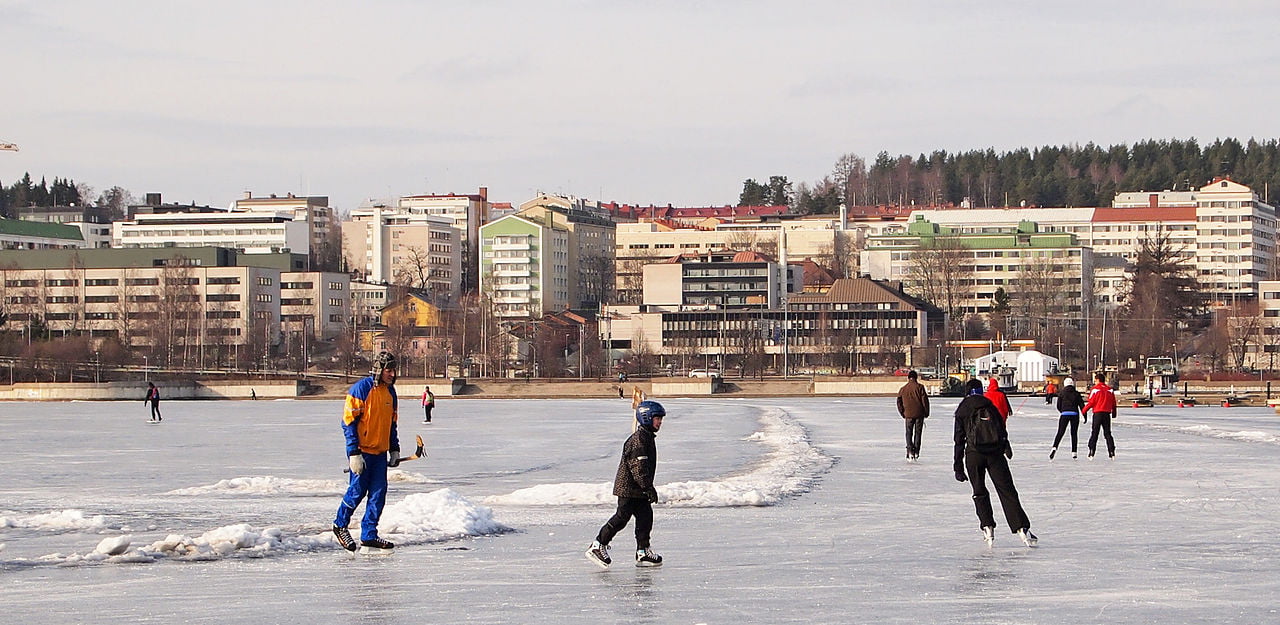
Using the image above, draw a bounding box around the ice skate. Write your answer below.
[636,548,663,567]
[586,540,611,568]
[358,537,395,554]
[1017,528,1038,547]
[1049,447,1056,460]
[332,525,357,552]
[982,526,995,547]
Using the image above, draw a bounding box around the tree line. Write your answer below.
[742,137,1280,215]
[0,172,134,220]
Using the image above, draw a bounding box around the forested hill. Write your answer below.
[783,137,1280,214]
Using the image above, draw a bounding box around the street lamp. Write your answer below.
[143,355,149,382]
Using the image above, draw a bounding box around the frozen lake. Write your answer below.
[2,394,1278,624]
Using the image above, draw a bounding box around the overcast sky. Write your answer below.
[3,1,1278,211]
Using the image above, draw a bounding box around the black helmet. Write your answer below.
[635,400,666,427]
[371,351,397,376]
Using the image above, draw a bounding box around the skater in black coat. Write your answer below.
[587,400,665,568]
[954,378,1036,547]
[1050,377,1086,460]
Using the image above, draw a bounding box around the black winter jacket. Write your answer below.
[613,425,657,498]
[1056,386,1085,415]
[952,394,1011,473]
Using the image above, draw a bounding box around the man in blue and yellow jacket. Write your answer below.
[332,351,400,552]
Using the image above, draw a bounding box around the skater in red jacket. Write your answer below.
[984,377,1012,423]
[1083,372,1118,459]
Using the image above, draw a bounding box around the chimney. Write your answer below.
[243,191,253,199]
[145,193,162,206]
[1149,193,1159,209]
[479,186,488,201]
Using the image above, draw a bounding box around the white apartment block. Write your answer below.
[341,207,462,302]
[234,193,334,265]
[514,199,616,310]
[113,211,310,257]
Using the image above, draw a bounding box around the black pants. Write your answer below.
[904,418,924,456]
[1088,412,1115,455]
[1052,414,1080,452]
[965,451,1029,533]
[596,496,653,549]
[149,401,161,420]
[423,405,433,422]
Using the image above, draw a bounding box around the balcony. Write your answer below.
[492,256,532,265]
[492,242,531,251]
[493,268,531,278]
[495,295,532,305]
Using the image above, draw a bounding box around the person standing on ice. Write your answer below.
[984,377,1012,423]
[1083,372,1117,459]
[143,382,162,422]
[420,385,435,424]
[1050,377,1086,460]
[332,351,401,553]
[896,370,929,461]
[954,378,1037,547]
[587,400,665,568]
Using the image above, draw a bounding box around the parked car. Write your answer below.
[916,367,938,379]
[688,369,722,378]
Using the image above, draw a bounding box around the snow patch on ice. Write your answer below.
[164,476,344,496]
[484,407,834,507]
[1148,423,1280,444]
[18,488,504,567]
[0,509,111,531]
[164,469,436,497]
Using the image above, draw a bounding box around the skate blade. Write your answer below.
[635,560,663,568]
[357,546,395,555]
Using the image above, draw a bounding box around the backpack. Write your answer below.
[966,404,1004,453]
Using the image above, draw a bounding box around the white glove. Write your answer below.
[348,454,365,475]
[388,450,401,467]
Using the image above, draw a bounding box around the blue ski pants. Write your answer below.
[334,452,389,541]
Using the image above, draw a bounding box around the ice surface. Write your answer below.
[1,396,1278,624]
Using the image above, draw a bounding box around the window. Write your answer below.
[207,276,241,285]
[46,279,79,287]
[328,282,343,290]
[257,277,273,286]
[127,277,159,286]
[206,293,241,302]
[85,278,118,286]
[257,294,273,303]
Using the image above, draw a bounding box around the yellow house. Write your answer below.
[380,292,445,329]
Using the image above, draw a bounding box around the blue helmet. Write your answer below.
[635,400,666,427]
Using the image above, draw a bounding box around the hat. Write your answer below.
[1063,377,1075,388]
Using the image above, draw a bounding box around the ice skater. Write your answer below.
[1083,372,1118,459]
[896,370,929,461]
[1050,377,1086,460]
[953,378,1036,547]
[332,351,401,553]
[421,385,435,423]
[144,382,162,422]
[1043,379,1057,405]
[587,400,666,568]
[985,377,1012,422]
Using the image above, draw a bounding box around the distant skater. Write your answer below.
[954,378,1036,547]
[1083,372,1118,459]
[1050,377,1085,460]
[1043,380,1057,405]
[896,370,929,461]
[421,386,435,423]
[587,400,666,569]
[144,382,162,422]
[985,378,1012,422]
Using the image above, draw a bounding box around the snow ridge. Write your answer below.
[162,469,436,496]
[11,488,506,568]
[484,406,834,507]
[0,509,111,532]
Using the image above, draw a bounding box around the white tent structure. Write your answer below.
[973,349,1058,385]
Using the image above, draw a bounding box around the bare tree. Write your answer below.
[394,246,431,290]
[907,237,973,336]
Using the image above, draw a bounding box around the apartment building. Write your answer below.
[341,205,462,302]
[0,218,86,250]
[514,196,616,311]
[113,207,309,257]
[15,205,113,248]
[641,250,800,311]
[394,188,490,292]
[614,217,854,303]
[234,192,335,267]
[478,213,569,319]
[861,216,1094,325]
[0,248,344,359]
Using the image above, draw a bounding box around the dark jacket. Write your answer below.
[896,379,930,420]
[613,425,657,498]
[952,393,1011,472]
[1056,385,1085,415]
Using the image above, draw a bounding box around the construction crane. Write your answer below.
[0,142,17,152]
